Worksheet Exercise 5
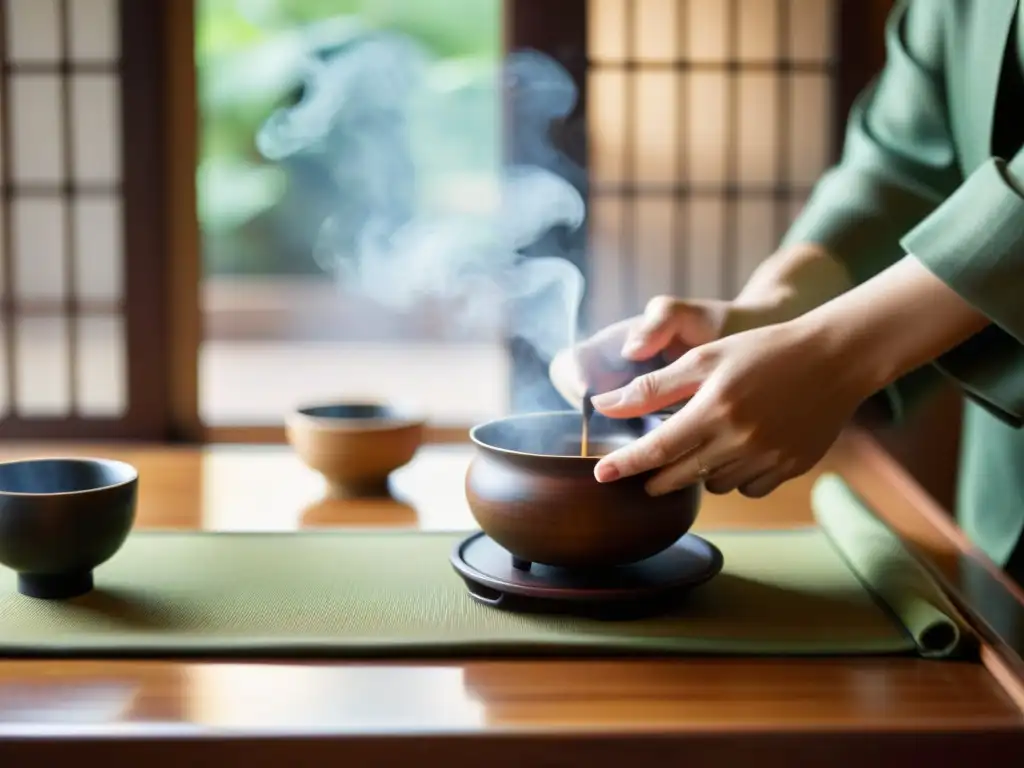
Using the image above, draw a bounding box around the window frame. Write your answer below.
[181,0,591,442]
[171,0,896,444]
[0,0,171,440]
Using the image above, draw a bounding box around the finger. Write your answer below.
[593,395,715,483]
[548,348,586,408]
[620,296,682,359]
[575,317,636,365]
[644,440,741,497]
[549,316,637,406]
[590,346,714,419]
[574,318,642,389]
[704,453,781,496]
[623,297,726,360]
[738,469,791,498]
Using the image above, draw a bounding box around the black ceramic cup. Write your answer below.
[0,457,138,599]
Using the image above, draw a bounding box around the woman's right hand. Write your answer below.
[549,295,757,410]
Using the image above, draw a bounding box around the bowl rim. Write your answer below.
[0,456,139,498]
[287,399,427,431]
[469,410,647,462]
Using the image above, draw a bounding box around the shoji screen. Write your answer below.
[0,0,123,420]
[0,0,165,439]
[586,0,835,326]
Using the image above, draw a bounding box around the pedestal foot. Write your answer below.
[18,571,94,600]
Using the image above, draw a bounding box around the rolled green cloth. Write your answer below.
[812,473,972,658]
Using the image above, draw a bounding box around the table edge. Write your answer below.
[846,428,1024,710]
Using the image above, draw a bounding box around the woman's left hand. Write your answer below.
[589,316,876,498]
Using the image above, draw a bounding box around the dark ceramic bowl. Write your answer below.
[465,411,701,569]
[286,401,425,496]
[0,457,138,599]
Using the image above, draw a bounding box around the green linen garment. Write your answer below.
[781,0,1024,571]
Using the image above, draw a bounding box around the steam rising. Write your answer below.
[256,30,587,379]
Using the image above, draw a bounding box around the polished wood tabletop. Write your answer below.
[0,432,1023,765]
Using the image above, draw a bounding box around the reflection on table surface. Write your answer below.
[0,442,478,532]
[0,435,1021,736]
[0,658,1020,734]
[0,441,829,534]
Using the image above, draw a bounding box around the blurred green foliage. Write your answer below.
[195,0,502,275]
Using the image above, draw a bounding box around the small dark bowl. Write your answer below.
[286,401,425,496]
[465,411,701,569]
[0,457,138,599]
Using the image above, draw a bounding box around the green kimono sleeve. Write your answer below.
[901,156,1024,427]
[781,0,1024,426]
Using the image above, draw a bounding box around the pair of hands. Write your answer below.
[550,296,871,498]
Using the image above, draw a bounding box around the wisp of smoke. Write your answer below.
[256,27,587,398]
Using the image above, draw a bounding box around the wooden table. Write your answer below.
[1,431,1023,766]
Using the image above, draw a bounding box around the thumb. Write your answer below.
[621,296,722,360]
[590,347,713,418]
[620,296,680,360]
